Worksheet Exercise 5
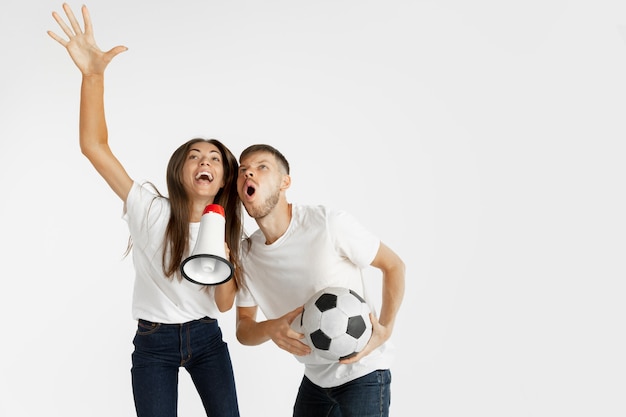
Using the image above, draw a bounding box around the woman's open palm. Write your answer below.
[48,3,127,76]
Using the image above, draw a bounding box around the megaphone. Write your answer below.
[180,204,234,286]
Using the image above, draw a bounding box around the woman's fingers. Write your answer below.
[63,3,84,37]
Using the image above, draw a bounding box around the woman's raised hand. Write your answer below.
[48,3,127,76]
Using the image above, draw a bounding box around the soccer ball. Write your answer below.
[298,287,372,361]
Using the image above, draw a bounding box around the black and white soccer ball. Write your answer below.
[299,287,373,361]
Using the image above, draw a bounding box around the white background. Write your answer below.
[1,1,625,416]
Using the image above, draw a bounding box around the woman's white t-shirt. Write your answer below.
[123,181,221,324]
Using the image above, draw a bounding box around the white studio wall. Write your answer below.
[1,1,625,416]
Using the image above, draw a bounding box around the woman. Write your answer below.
[48,4,241,416]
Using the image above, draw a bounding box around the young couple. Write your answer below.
[49,4,405,417]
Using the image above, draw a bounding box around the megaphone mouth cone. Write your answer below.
[180,254,234,286]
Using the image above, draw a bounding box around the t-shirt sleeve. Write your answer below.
[235,276,258,308]
[327,209,380,268]
[122,181,167,246]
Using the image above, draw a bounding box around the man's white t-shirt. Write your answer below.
[237,204,394,388]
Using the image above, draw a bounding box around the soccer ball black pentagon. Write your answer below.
[300,287,372,361]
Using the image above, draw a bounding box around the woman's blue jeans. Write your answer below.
[131,317,239,417]
[293,369,391,417]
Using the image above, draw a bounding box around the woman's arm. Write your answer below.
[48,4,132,201]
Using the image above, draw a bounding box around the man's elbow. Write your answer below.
[235,322,257,346]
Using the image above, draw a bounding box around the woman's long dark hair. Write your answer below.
[163,138,243,288]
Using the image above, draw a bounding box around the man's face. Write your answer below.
[237,151,285,219]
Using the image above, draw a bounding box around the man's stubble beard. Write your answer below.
[244,189,280,220]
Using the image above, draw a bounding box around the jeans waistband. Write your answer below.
[138,316,215,327]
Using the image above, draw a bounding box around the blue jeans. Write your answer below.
[131,317,239,417]
[293,369,391,417]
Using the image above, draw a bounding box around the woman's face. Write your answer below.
[181,141,226,202]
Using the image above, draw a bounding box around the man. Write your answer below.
[235,144,405,416]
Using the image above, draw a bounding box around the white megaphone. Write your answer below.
[180,204,234,286]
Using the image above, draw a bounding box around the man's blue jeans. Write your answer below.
[293,369,392,417]
[131,317,239,417]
